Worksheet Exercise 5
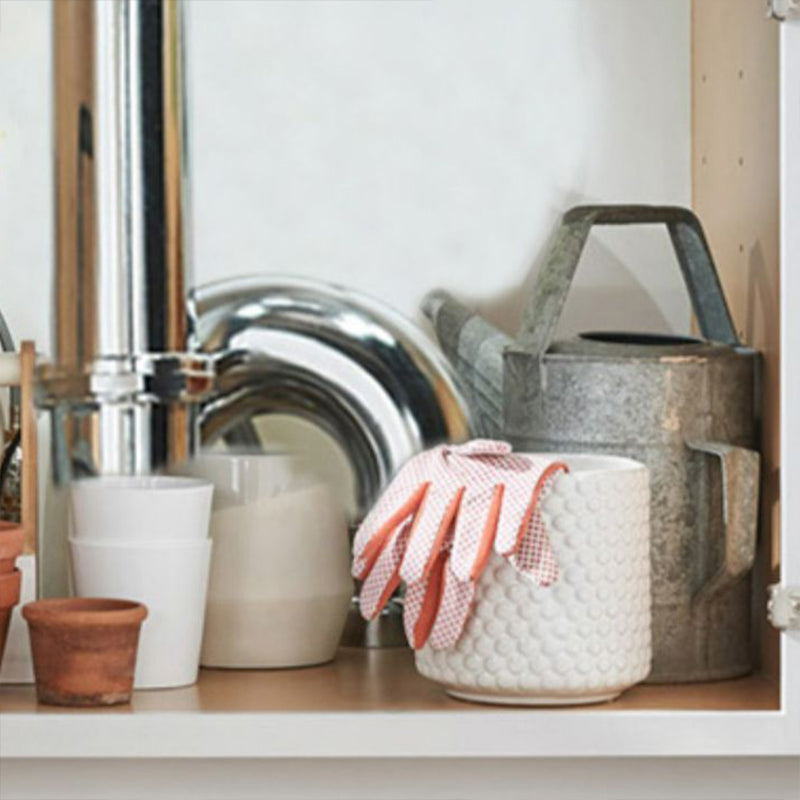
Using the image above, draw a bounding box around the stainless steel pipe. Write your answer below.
[43,0,212,482]
[191,276,473,519]
[41,2,470,629]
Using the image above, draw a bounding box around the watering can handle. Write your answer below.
[686,441,759,607]
[517,205,740,353]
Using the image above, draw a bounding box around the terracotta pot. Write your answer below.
[0,522,24,574]
[0,568,22,666]
[22,598,148,707]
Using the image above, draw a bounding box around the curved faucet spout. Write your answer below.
[190,276,473,519]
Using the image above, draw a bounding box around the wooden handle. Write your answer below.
[20,341,37,555]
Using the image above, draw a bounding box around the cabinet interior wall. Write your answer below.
[692,0,781,688]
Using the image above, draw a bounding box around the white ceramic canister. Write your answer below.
[179,452,353,668]
[415,454,651,706]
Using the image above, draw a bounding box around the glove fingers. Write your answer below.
[494,461,567,557]
[399,486,463,584]
[352,482,428,579]
[510,485,560,586]
[357,447,568,651]
[352,479,408,554]
[358,520,413,619]
[402,580,426,647]
[352,448,442,572]
[449,485,503,582]
[448,440,512,458]
[403,547,449,649]
[427,567,476,650]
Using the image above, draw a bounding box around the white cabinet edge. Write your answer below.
[1,710,798,759]
[779,18,800,744]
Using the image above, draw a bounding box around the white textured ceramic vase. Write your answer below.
[415,454,651,706]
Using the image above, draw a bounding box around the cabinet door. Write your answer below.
[778,16,800,747]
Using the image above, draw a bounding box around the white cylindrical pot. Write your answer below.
[180,453,352,668]
[69,537,212,689]
[70,476,213,543]
[415,454,651,706]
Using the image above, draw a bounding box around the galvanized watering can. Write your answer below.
[424,205,760,683]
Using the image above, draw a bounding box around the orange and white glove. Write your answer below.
[352,440,567,650]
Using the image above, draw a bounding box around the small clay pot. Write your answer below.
[0,568,22,666]
[23,598,148,707]
[0,521,24,574]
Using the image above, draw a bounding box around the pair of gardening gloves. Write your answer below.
[352,440,567,651]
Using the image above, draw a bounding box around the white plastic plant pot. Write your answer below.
[69,476,213,543]
[415,454,651,706]
[179,453,353,669]
[69,537,212,689]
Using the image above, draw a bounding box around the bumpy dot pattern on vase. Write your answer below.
[415,464,652,703]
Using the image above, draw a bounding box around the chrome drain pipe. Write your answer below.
[42,0,213,483]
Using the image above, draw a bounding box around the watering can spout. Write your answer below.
[422,290,510,437]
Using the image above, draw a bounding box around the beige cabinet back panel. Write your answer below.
[692,0,781,681]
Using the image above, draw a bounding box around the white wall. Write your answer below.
[189,0,692,337]
[0,0,690,355]
[0,0,52,352]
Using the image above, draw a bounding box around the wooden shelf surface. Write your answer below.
[0,647,791,759]
[0,646,779,715]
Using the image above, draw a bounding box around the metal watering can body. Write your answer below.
[425,205,760,683]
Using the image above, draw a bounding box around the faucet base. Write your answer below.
[340,598,408,649]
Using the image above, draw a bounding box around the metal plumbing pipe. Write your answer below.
[43,0,213,482]
[191,276,473,518]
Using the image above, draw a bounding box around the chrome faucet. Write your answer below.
[41,0,213,481]
[42,0,469,492]
[39,1,471,631]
